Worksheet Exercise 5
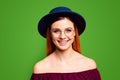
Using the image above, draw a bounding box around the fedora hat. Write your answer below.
[38,6,86,38]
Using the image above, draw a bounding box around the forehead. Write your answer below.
[51,17,74,29]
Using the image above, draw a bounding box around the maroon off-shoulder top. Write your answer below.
[30,68,101,80]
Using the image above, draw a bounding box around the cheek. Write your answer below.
[51,32,59,38]
[73,31,75,37]
[51,34,58,43]
[68,32,75,40]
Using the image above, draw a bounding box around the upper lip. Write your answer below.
[57,40,69,44]
[58,39,68,42]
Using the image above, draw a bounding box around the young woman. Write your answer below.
[31,6,101,80]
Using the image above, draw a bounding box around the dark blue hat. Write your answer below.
[38,6,86,38]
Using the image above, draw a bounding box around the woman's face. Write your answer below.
[50,18,75,51]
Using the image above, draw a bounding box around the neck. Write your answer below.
[53,47,76,63]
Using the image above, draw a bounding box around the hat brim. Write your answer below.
[38,12,86,38]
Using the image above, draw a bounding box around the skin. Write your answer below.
[50,17,75,51]
[33,18,96,73]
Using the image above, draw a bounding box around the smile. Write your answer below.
[57,40,69,46]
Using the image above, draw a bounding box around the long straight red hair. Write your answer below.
[46,17,81,56]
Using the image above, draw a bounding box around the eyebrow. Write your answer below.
[51,27,73,30]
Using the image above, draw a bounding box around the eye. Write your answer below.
[52,29,60,33]
[65,28,72,33]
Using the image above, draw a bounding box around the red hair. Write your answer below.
[46,17,81,56]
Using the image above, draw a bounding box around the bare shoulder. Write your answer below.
[82,55,97,69]
[86,57,96,68]
[33,57,50,74]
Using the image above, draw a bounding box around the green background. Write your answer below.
[0,0,120,80]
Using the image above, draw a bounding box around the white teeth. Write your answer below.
[58,40,68,46]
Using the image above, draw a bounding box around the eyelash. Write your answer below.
[66,29,72,32]
[52,28,73,33]
[53,29,60,33]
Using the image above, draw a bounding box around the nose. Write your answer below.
[59,31,66,39]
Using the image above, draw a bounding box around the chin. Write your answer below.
[57,47,68,51]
